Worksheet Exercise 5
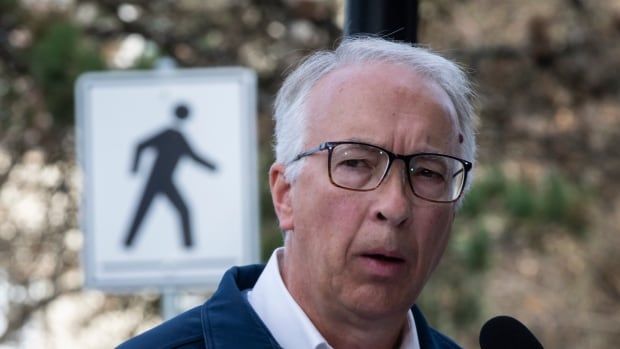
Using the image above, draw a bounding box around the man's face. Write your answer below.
[272,61,461,321]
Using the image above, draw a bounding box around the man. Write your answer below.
[118,36,476,349]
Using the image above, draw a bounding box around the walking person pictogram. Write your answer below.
[124,103,217,248]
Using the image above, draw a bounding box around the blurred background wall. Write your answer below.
[0,0,619,347]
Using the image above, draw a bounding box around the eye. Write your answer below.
[412,168,445,181]
[341,159,370,168]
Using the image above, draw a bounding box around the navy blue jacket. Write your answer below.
[117,264,461,348]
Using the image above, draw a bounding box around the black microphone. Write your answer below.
[479,315,544,349]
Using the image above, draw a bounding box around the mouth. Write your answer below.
[358,250,407,278]
[361,253,406,264]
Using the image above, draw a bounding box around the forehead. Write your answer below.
[304,61,459,153]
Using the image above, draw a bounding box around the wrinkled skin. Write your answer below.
[270,61,461,348]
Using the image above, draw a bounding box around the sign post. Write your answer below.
[75,66,259,301]
[345,0,418,44]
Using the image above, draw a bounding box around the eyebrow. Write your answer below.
[341,137,445,155]
[345,136,377,144]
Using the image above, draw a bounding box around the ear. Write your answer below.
[269,163,294,231]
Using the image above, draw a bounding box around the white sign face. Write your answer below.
[76,68,259,291]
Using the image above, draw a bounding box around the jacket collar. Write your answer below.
[201,264,281,348]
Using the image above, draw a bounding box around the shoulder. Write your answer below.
[116,264,267,349]
[427,327,462,349]
[116,306,204,349]
[411,305,462,349]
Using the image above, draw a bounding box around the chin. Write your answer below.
[344,284,416,319]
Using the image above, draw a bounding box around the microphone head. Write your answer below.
[479,315,544,349]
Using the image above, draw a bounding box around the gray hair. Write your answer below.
[273,36,477,195]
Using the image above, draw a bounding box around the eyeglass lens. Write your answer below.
[328,143,466,202]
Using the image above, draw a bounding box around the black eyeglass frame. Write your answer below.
[291,141,473,203]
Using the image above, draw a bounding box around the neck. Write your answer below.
[279,249,409,349]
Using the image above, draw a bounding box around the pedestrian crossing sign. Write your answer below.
[76,67,259,291]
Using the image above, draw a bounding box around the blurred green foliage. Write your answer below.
[420,166,589,331]
[30,22,104,124]
[505,180,536,218]
[465,226,491,272]
[539,174,587,235]
[132,42,160,70]
[461,168,588,236]
[419,225,489,332]
[461,168,506,216]
[0,0,18,12]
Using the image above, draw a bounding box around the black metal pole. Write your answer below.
[344,0,418,44]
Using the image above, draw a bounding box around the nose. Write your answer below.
[373,160,412,226]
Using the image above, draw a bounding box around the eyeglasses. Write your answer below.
[291,141,472,203]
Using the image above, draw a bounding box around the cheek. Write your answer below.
[326,192,367,231]
[415,207,454,270]
[298,185,367,232]
[294,188,368,261]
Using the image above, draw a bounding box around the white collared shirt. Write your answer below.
[246,248,420,349]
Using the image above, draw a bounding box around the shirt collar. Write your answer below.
[247,248,420,349]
